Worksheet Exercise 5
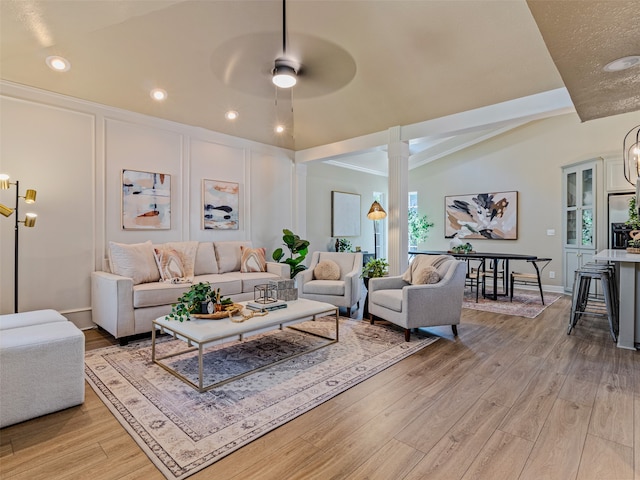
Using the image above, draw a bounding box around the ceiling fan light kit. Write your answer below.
[272,63,297,88]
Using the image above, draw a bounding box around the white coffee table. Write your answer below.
[152,299,339,392]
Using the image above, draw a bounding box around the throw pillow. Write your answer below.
[412,265,440,285]
[314,260,341,280]
[154,246,186,282]
[108,240,160,285]
[240,246,267,272]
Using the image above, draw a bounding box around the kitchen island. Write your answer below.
[593,249,640,350]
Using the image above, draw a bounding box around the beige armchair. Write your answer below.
[297,251,363,317]
[368,256,466,341]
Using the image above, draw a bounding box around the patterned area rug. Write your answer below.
[463,289,562,318]
[85,316,437,480]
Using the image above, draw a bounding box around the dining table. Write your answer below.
[409,250,539,300]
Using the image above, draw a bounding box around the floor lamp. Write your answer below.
[367,200,387,259]
[0,174,38,313]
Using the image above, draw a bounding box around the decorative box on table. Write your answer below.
[268,279,298,301]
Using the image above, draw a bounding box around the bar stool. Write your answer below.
[567,262,619,342]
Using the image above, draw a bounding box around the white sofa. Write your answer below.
[91,240,289,344]
[0,310,85,428]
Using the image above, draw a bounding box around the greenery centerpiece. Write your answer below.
[272,229,310,279]
[166,282,232,322]
[361,258,389,279]
[450,242,474,254]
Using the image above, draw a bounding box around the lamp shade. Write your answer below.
[0,203,14,217]
[24,213,37,227]
[25,189,37,203]
[0,174,9,190]
[367,201,387,220]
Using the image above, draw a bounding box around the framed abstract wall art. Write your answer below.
[202,179,239,230]
[121,169,171,230]
[331,191,361,237]
[445,191,518,239]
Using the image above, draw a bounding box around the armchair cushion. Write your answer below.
[402,254,450,283]
[304,280,344,296]
[413,265,440,285]
[314,260,341,280]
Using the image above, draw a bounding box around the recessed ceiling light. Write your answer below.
[150,88,167,101]
[275,125,285,134]
[225,110,239,120]
[45,56,70,72]
[603,55,640,72]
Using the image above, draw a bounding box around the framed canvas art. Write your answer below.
[202,179,239,230]
[121,169,171,230]
[445,191,518,239]
[331,191,361,237]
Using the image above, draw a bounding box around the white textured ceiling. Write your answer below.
[0,0,637,154]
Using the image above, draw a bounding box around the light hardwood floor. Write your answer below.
[1,294,638,480]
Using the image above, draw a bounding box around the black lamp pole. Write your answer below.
[14,180,20,313]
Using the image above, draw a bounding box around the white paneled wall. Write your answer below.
[0,82,293,327]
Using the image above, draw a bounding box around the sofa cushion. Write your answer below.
[0,309,67,330]
[109,241,160,285]
[214,241,252,273]
[153,246,186,282]
[314,260,341,280]
[240,246,267,272]
[303,279,345,296]
[164,241,199,279]
[194,242,218,275]
[371,289,403,312]
[193,274,243,297]
[133,282,194,309]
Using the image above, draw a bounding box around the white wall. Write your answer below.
[304,161,387,259]
[409,111,640,288]
[0,82,294,327]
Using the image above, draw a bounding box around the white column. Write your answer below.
[294,162,307,240]
[387,126,409,276]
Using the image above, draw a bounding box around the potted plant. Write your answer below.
[408,210,434,247]
[450,242,474,254]
[362,258,389,279]
[272,229,310,279]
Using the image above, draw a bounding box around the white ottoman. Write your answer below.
[0,310,85,428]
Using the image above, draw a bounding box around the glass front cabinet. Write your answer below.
[562,160,599,292]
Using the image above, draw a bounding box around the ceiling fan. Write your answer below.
[271,0,298,89]
[209,1,356,100]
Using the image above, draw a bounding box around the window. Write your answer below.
[408,192,418,250]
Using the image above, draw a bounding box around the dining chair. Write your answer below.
[465,258,485,303]
[482,259,506,297]
[510,258,552,304]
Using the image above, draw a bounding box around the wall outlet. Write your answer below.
[549,271,555,279]
[546,229,555,236]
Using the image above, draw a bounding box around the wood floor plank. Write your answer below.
[498,369,566,442]
[394,373,496,453]
[459,430,533,480]
[342,438,424,480]
[589,372,634,447]
[518,398,591,480]
[402,398,508,480]
[482,354,542,407]
[576,433,633,480]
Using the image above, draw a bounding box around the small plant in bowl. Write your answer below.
[450,242,474,254]
[361,258,389,279]
[166,283,232,322]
